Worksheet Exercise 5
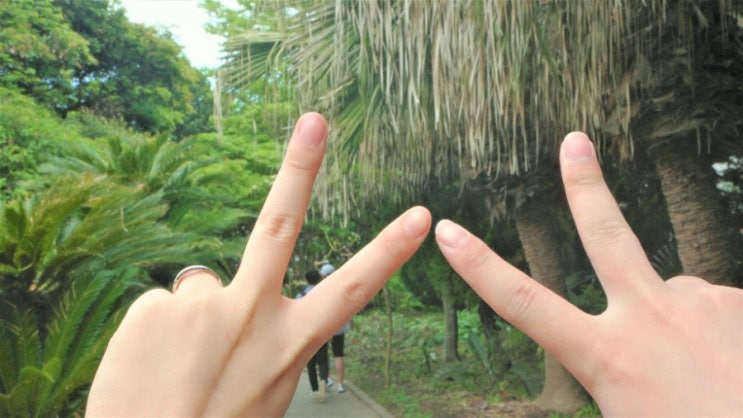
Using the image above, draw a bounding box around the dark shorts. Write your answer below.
[331,333,345,357]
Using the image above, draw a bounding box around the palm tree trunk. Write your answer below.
[652,140,735,285]
[514,198,588,414]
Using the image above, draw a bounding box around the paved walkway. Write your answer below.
[285,373,394,418]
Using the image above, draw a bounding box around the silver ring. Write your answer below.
[172,265,220,291]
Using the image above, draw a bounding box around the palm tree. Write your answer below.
[624,1,743,283]
[221,0,743,412]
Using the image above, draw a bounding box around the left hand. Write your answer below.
[85,113,432,416]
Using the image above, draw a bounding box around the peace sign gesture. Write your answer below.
[436,132,743,416]
[86,113,431,416]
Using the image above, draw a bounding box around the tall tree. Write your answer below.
[57,0,200,134]
[221,0,743,413]
[625,0,743,284]
[0,0,95,109]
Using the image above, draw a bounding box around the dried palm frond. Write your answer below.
[221,0,742,218]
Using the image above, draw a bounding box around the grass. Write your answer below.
[341,308,547,417]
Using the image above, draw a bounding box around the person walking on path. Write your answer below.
[297,269,330,402]
[321,263,350,394]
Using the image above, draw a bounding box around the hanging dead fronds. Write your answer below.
[221,0,742,219]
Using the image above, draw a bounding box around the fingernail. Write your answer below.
[402,207,430,238]
[435,220,468,249]
[562,132,595,162]
[295,113,327,147]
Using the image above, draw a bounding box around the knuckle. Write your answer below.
[446,234,490,272]
[255,213,301,243]
[126,289,169,319]
[468,244,494,275]
[377,225,413,260]
[584,331,644,392]
[505,280,540,321]
[284,144,322,173]
[338,278,374,310]
[583,219,634,248]
[179,292,220,314]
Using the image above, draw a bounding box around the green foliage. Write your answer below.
[0,175,201,316]
[202,0,288,39]
[349,308,545,415]
[384,272,424,311]
[715,155,743,281]
[0,88,77,200]
[717,156,743,216]
[59,0,200,133]
[0,266,141,417]
[573,402,602,417]
[0,1,312,414]
[432,309,542,398]
[565,272,607,315]
[0,97,255,413]
[0,0,95,108]
[1,0,203,135]
[376,386,430,418]
[548,402,602,418]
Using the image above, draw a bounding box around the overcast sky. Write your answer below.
[119,0,238,69]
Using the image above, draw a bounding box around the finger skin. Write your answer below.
[297,206,431,339]
[212,206,432,416]
[560,132,662,301]
[435,131,743,417]
[435,219,592,360]
[232,113,327,295]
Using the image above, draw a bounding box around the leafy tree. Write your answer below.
[0,88,77,200]
[0,175,202,317]
[0,0,95,108]
[1,0,203,135]
[173,69,217,139]
[57,0,200,134]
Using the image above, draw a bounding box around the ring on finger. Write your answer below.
[172,265,221,292]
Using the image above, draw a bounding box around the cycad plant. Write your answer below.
[0,124,249,414]
[39,115,243,233]
[0,175,200,315]
[0,265,141,417]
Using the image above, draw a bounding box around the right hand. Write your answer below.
[435,132,743,416]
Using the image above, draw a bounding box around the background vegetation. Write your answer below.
[0,0,741,416]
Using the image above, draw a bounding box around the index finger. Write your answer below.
[231,113,327,294]
[560,132,662,301]
[435,219,593,359]
[295,206,431,341]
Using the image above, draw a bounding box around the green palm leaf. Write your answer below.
[0,266,139,417]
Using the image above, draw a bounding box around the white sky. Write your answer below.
[119,0,238,69]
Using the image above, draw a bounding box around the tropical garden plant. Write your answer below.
[219,0,743,413]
